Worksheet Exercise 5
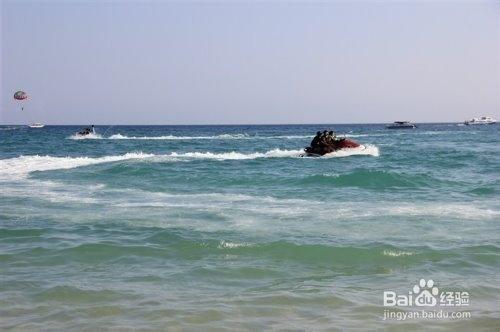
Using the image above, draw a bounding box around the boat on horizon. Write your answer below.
[28,123,44,128]
[464,116,496,125]
[386,121,417,129]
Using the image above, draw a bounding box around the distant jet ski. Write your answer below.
[76,125,95,136]
[303,131,361,156]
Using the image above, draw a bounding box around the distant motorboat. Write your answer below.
[386,121,417,129]
[464,116,496,125]
[28,123,44,128]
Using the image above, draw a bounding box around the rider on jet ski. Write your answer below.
[310,130,336,148]
[305,129,358,156]
[78,125,95,136]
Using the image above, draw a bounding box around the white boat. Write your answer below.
[28,123,45,128]
[464,116,496,125]
[386,121,417,129]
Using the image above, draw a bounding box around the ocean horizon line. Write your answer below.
[0,121,468,127]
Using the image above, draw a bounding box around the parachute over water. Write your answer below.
[13,90,28,110]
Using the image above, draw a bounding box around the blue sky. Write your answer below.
[1,1,499,124]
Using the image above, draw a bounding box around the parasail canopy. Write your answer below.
[14,91,28,100]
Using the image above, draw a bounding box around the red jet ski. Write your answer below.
[304,137,360,156]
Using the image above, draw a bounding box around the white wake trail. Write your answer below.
[322,144,379,158]
[68,133,103,140]
[168,149,304,160]
[107,133,250,140]
[0,153,154,180]
[0,146,378,180]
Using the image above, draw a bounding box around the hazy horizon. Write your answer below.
[0,121,485,126]
[1,1,499,125]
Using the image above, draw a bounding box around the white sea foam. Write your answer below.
[104,133,369,140]
[0,150,293,179]
[167,148,304,160]
[107,133,310,140]
[167,145,378,160]
[2,176,498,242]
[383,250,417,257]
[0,152,154,180]
[110,190,500,222]
[68,133,103,140]
[215,134,249,139]
[107,133,250,140]
[272,135,311,139]
[381,204,500,219]
[1,179,103,204]
[322,144,379,157]
[218,240,253,249]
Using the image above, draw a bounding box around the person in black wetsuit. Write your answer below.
[310,131,321,147]
[319,130,328,145]
[78,126,92,135]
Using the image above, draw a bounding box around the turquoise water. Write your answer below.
[0,124,498,330]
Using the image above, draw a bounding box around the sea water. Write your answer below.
[0,124,498,330]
